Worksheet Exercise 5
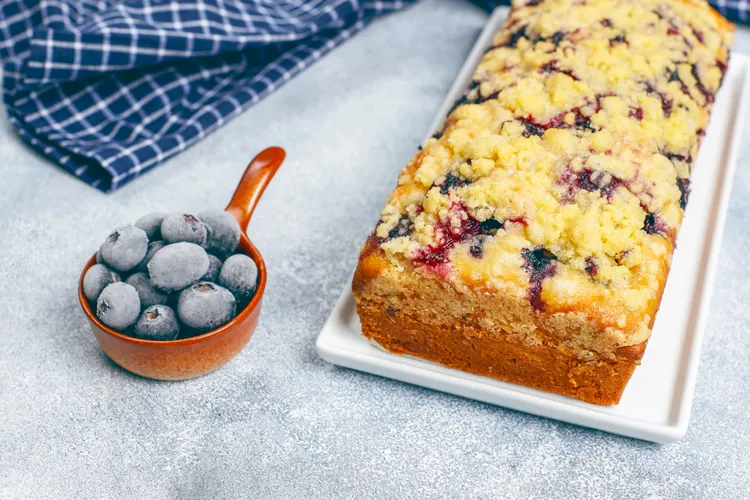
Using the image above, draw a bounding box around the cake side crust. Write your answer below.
[355,237,667,358]
[354,287,644,406]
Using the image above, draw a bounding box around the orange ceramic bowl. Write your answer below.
[78,147,285,380]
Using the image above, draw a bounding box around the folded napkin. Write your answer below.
[0,0,743,191]
[1,0,422,191]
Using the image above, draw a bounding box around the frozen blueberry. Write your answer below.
[161,213,207,245]
[147,242,209,292]
[178,282,236,333]
[100,225,149,272]
[199,210,240,260]
[201,254,223,282]
[218,254,258,307]
[95,249,103,264]
[135,240,166,273]
[83,264,120,302]
[96,282,141,330]
[134,305,180,341]
[125,272,169,309]
[135,212,166,241]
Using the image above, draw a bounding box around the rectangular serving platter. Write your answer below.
[316,7,749,443]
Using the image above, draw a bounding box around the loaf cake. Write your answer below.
[352,0,733,405]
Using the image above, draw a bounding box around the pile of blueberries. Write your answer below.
[83,211,258,341]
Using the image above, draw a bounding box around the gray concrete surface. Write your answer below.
[2,1,750,498]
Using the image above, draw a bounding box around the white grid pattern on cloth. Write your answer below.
[0,0,415,191]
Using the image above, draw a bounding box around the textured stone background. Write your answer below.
[2,1,750,498]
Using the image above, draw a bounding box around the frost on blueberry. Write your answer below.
[218,254,258,308]
[135,212,166,241]
[178,282,236,333]
[96,282,141,330]
[201,254,223,283]
[161,213,207,245]
[83,264,120,302]
[100,225,148,272]
[199,210,240,260]
[147,242,209,292]
[125,272,169,309]
[135,305,180,341]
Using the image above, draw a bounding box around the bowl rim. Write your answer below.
[79,232,266,347]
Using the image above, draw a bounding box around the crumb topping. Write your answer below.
[371,0,732,332]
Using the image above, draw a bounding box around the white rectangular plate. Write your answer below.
[317,8,749,443]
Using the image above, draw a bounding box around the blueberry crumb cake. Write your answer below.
[352,0,733,405]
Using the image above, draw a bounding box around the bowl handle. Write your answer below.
[225,147,286,232]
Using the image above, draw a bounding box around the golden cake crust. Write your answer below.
[353,0,733,405]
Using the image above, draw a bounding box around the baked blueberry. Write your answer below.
[177,282,236,333]
[201,254,223,283]
[134,305,180,341]
[134,212,166,241]
[125,272,169,309]
[100,225,149,272]
[147,242,209,292]
[83,264,120,302]
[438,172,470,195]
[218,254,258,307]
[96,282,141,330]
[161,213,207,245]
[521,248,558,312]
[199,210,240,260]
[136,240,166,273]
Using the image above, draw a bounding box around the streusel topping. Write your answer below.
[373,0,731,324]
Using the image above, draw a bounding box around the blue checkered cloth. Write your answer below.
[0,0,423,191]
[0,0,742,191]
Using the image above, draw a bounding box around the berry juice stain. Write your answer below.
[643,213,672,243]
[690,26,705,44]
[518,118,546,137]
[412,204,481,270]
[543,31,566,47]
[517,98,601,137]
[559,167,626,201]
[665,152,690,164]
[448,94,473,115]
[411,216,474,270]
[716,59,728,78]
[540,60,579,80]
[643,81,673,116]
[585,256,598,278]
[691,64,714,104]
[521,248,558,312]
[677,178,690,210]
[411,204,524,271]
[502,26,529,48]
[668,68,691,96]
[629,107,644,120]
